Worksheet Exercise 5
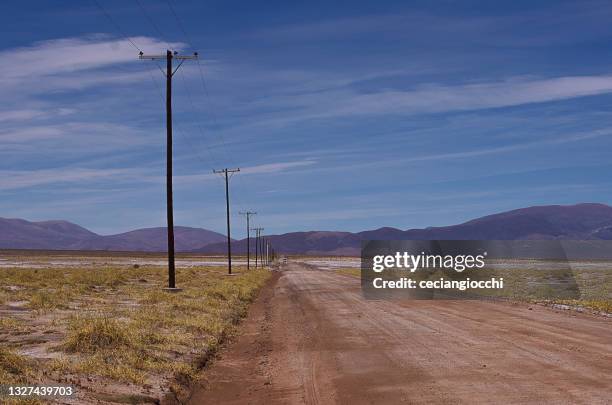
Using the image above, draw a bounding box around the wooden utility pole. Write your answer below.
[139,50,198,290]
[214,168,240,274]
[260,233,265,266]
[239,211,256,269]
[252,227,263,268]
[253,228,258,268]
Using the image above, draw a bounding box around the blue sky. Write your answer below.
[2,0,612,236]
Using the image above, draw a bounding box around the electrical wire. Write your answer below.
[92,0,142,52]
[97,0,257,230]
[134,0,174,50]
[92,0,224,200]
[163,0,254,218]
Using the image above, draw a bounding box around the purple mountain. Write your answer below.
[195,203,612,255]
[0,219,226,252]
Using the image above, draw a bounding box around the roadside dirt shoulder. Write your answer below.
[186,270,281,404]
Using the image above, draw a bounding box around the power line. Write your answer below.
[160,0,252,216]
[134,0,173,50]
[131,1,241,236]
[92,0,142,52]
[91,0,166,98]
[176,68,223,170]
[147,53,232,246]
[193,59,242,178]
[164,0,192,46]
[98,0,258,246]
[152,65,224,180]
[174,68,241,233]
[192,47,253,219]
[92,1,233,272]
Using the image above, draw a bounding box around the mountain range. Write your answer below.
[2,203,612,254]
[196,203,612,255]
[0,219,226,252]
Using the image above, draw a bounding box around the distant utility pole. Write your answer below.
[139,50,198,290]
[214,168,240,274]
[252,228,258,268]
[266,240,270,265]
[260,233,265,266]
[252,227,264,268]
[239,211,256,269]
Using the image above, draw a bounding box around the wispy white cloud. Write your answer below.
[0,108,70,122]
[239,160,316,174]
[240,74,612,125]
[0,36,188,114]
[249,14,412,41]
[0,159,316,191]
[248,3,612,47]
[400,128,612,163]
[0,122,156,155]
[173,160,317,184]
[345,75,612,115]
[0,167,148,191]
[0,36,182,83]
[0,36,180,161]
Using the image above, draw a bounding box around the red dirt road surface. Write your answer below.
[187,261,612,404]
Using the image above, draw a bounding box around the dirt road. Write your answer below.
[187,262,612,404]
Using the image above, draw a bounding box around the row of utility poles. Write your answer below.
[139,49,276,290]
[251,227,270,268]
[213,170,275,275]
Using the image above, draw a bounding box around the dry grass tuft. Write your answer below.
[335,268,360,277]
[0,346,33,384]
[63,317,134,353]
[27,289,72,311]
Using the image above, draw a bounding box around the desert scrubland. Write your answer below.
[319,258,611,314]
[0,251,268,404]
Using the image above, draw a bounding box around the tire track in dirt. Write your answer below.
[188,261,612,404]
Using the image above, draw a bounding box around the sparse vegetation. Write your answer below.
[336,268,360,277]
[27,289,72,311]
[0,347,41,405]
[0,253,270,403]
[336,262,611,313]
[483,265,611,312]
[62,317,135,353]
[0,346,33,383]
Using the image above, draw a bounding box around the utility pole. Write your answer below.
[260,233,265,267]
[253,228,258,268]
[214,168,240,274]
[266,240,270,265]
[252,227,263,268]
[239,211,256,270]
[139,50,198,290]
